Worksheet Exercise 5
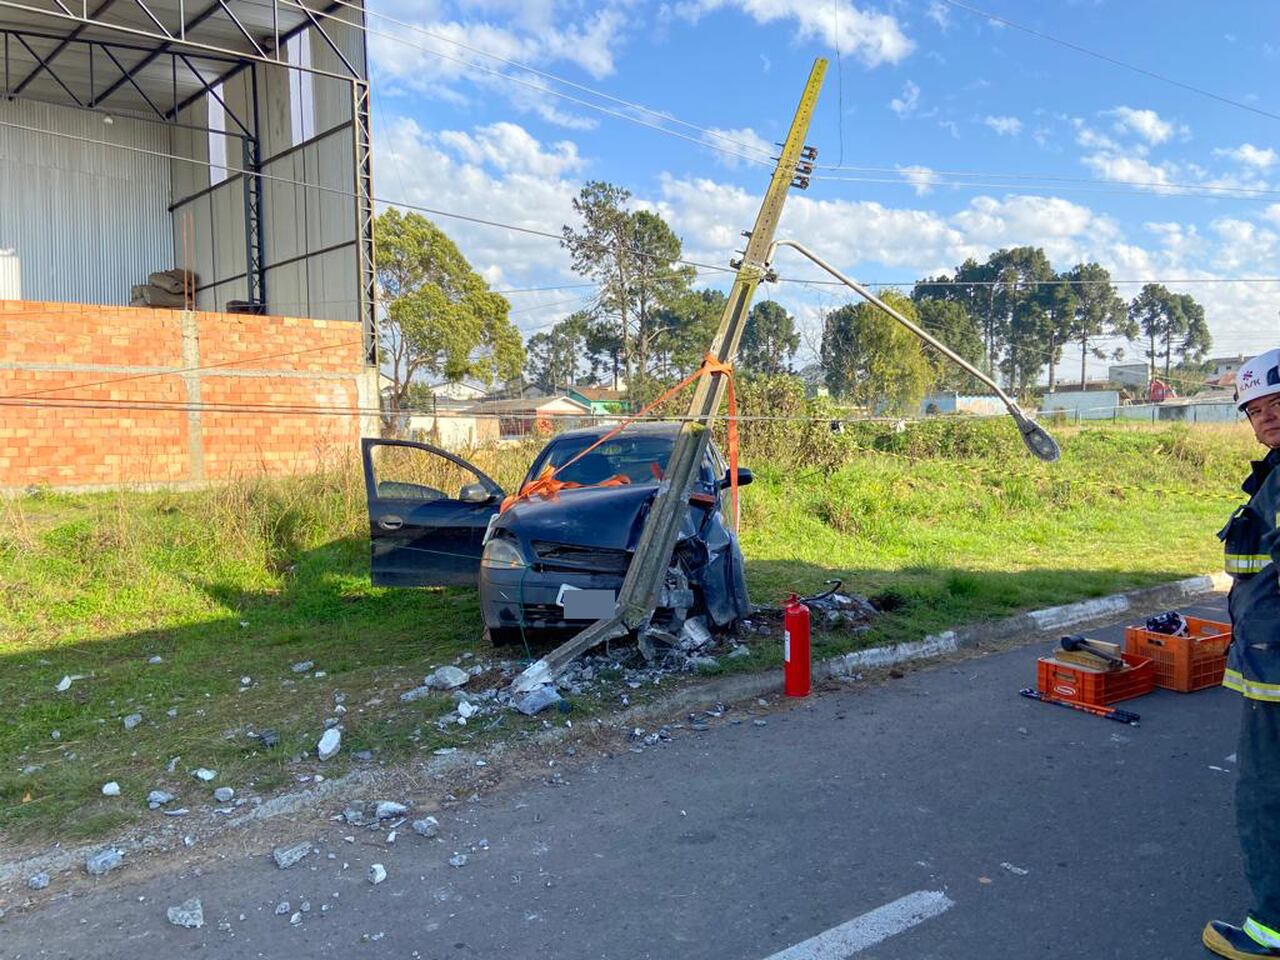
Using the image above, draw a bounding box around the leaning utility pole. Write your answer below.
[513,59,828,693]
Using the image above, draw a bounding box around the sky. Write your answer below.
[363,0,1280,381]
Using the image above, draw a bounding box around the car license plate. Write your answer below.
[558,586,616,619]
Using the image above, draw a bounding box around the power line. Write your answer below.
[256,0,779,165]
[939,0,1280,124]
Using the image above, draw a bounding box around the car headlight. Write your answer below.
[481,537,527,570]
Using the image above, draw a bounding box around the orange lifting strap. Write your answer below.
[500,353,741,529]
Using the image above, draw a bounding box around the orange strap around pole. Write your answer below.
[500,354,740,530]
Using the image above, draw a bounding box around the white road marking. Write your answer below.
[760,890,955,960]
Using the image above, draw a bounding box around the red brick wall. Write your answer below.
[0,300,372,490]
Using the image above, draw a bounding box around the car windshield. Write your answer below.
[530,433,675,486]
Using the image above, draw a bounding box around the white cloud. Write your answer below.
[1264,204,1280,226]
[938,119,960,139]
[926,1,950,28]
[702,126,775,168]
[983,115,1022,136]
[673,0,914,67]
[1081,152,1181,194]
[367,5,630,127]
[1104,106,1179,145]
[436,122,585,176]
[897,164,937,196]
[1214,143,1278,170]
[1211,218,1280,271]
[889,80,920,118]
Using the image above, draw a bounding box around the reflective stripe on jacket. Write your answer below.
[1222,448,1280,700]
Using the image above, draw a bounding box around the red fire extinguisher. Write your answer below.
[784,593,811,698]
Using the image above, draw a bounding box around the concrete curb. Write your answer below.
[0,572,1229,891]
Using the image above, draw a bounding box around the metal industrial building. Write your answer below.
[0,0,375,361]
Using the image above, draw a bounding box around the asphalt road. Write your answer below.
[3,596,1244,960]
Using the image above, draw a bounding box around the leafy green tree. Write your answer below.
[1038,277,1076,393]
[375,208,524,409]
[525,311,591,392]
[560,182,694,386]
[654,288,727,378]
[1060,262,1132,389]
[913,298,985,393]
[915,258,999,374]
[1125,287,1210,386]
[987,247,1055,395]
[740,299,800,375]
[820,290,933,413]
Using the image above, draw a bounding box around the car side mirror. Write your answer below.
[719,467,753,490]
[459,482,493,504]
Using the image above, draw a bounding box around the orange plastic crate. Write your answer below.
[1124,617,1231,692]
[1036,652,1155,707]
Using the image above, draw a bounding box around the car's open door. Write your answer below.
[361,438,505,587]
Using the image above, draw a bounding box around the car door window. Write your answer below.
[368,443,490,503]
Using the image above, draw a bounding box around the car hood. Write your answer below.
[499,482,661,551]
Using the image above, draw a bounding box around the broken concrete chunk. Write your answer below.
[55,674,87,693]
[275,901,290,915]
[412,817,439,838]
[515,685,562,716]
[290,661,314,674]
[728,645,751,659]
[375,801,408,820]
[448,853,468,868]
[428,665,470,690]
[146,790,174,808]
[27,872,50,890]
[400,685,433,703]
[271,841,312,870]
[213,787,234,803]
[317,728,341,761]
[457,701,478,720]
[166,898,204,929]
[368,863,387,885]
[679,616,712,651]
[193,768,217,782]
[85,849,123,876]
[122,713,142,731]
[148,655,163,665]
[101,781,121,797]
[687,655,720,672]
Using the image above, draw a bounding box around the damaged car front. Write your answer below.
[360,424,751,647]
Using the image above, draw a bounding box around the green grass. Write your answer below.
[0,420,1257,847]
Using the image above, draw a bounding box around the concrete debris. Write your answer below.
[148,789,176,813]
[240,676,252,686]
[28,872,50,890]
[368,863,387,885]
[163,808,190,817]
[375,800,409,820]
[275,901,290,915]
[50,729,60,740]
[290,911,303,925]
[412,817,440,838]
[166,708,178,718]
[213,786,235,803]
[679,616,713,651]
[271,841,312,870]
[85,848,124,876]
[457,700,478,720]
[317,728,341,761]
[428,665,471,690]
[101,781,121,796]
[753,719,768,727]
[55,674,89,692]
[166,898,204,929]
[193,768,217,781]
[148,655,163,665]
[1000,862,1030,876]
[400,685,432,703]
[448,853,468,868]
[515,685,562,716]
[254,729,280,749]
[687,655,720,672]
[728,645,751,659]
[291,661,314,674]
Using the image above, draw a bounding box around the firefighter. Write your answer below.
[1204,347,1280,960]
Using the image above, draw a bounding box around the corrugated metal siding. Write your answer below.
[0,99,173,305]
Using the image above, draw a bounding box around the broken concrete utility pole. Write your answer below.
[764,239,1061,463]
[512,58,828,694]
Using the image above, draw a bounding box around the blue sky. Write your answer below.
[364,0,1280,378]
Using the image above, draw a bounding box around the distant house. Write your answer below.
[467,395,592,440]
[432,380,490,402]
[567,385,629,415]
[1208,354,1253,379]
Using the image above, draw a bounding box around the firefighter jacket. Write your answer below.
[1222,447,1280,700]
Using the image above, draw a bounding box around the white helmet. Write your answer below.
[1236,348,1280,410]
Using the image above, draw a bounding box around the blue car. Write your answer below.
[361,422,751,645]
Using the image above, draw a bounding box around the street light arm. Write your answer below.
[766,239,1060,462]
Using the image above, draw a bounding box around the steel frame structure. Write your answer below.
[1,0,374,350]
